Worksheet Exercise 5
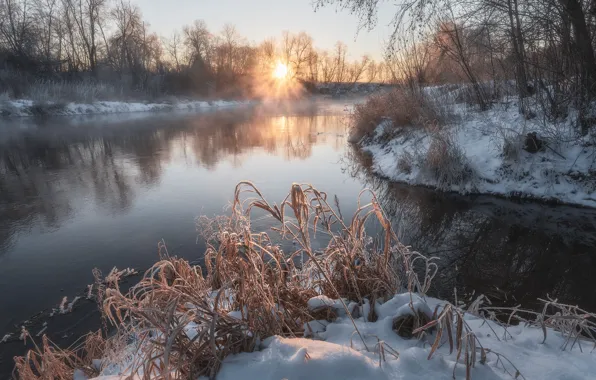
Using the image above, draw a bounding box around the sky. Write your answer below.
[132,0,396,60]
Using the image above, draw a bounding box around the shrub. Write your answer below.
[28,80,123,103]
[501,134,523,161]
[423,132,475,189]
[349,87,446,143]
[30,101,67,116]
[397,150,415,174]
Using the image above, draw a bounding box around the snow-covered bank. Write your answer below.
[0,99,252,117]
[358,97,596,208]
[87,293,596,380]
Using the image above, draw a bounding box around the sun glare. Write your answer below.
[273,62,289,80]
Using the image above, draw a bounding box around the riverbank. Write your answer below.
[0,98,251,117]
[354,87,596,208]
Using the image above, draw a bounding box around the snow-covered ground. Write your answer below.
[0,99,251,117]
[359,97,596,208]
[83,293,595,380]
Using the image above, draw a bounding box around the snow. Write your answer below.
[360,99,596,208]
[0,99,252,117]
[221,295,595,380]
[307,295,344,311]
[85,292,596,380]
[218,337,388,380]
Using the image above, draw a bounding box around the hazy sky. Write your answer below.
[132,0,396,60]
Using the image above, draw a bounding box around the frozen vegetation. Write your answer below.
[13,183,596,380]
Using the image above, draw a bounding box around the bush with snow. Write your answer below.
[348,87,447,143]
[422,131,476,191]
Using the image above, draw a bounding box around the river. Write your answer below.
[1,101,595,377]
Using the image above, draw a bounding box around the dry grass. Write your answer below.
[411,294,596,380]
[501,133,524,162]
[15,182,421,379]
[392,311,430,339]
[349,87,446,143]
[26,80,123,103]
[12,182,596,380]
[397,150,415,174]
[413,303,528,380]
[423,129,476,190]
[13,332,106,379]
[472,295,596,351]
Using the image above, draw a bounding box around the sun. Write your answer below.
[273,62,289,80]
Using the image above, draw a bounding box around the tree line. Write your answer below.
[318,0,596,134]
[0,0,392,99]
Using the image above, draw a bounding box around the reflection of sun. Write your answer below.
[273,62,289,79]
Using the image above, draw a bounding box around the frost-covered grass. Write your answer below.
[0,78,254,116]
[13,182,596,380]
[348,87,447,143]
[355,85,596,208]
[26,80,124,104]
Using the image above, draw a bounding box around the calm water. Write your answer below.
[1,102,595,376]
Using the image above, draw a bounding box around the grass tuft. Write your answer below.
[423,130,476,190]
[349,87,446,143]
[392,311,431,339]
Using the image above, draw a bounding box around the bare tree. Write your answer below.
[280,31,315,79]
[333,41,347,82]
[347,54,370,83]
[165,31,183,72]
[183,19,211,67]
[0,0,38,57]
[61,0,107,73]
[434,20,489,109]
[35,0,58,62]
[318,49,336,83]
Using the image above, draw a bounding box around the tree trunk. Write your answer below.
[559,0,596,96]
[507,0,530,102]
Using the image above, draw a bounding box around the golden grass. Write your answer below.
[13,332,106,379]
[13,182,596,380]
[349,87,444,143]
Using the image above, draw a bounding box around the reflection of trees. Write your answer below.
[0,108,347,256]
[346,146,596,311]
[185,112,345,168]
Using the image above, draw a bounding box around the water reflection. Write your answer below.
[0,109,345,255]
[0,106,359,377]
[347,147,596,311]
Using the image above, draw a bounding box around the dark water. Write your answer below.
[1,103,595,376]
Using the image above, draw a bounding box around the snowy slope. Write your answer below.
[360,101,596,208]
